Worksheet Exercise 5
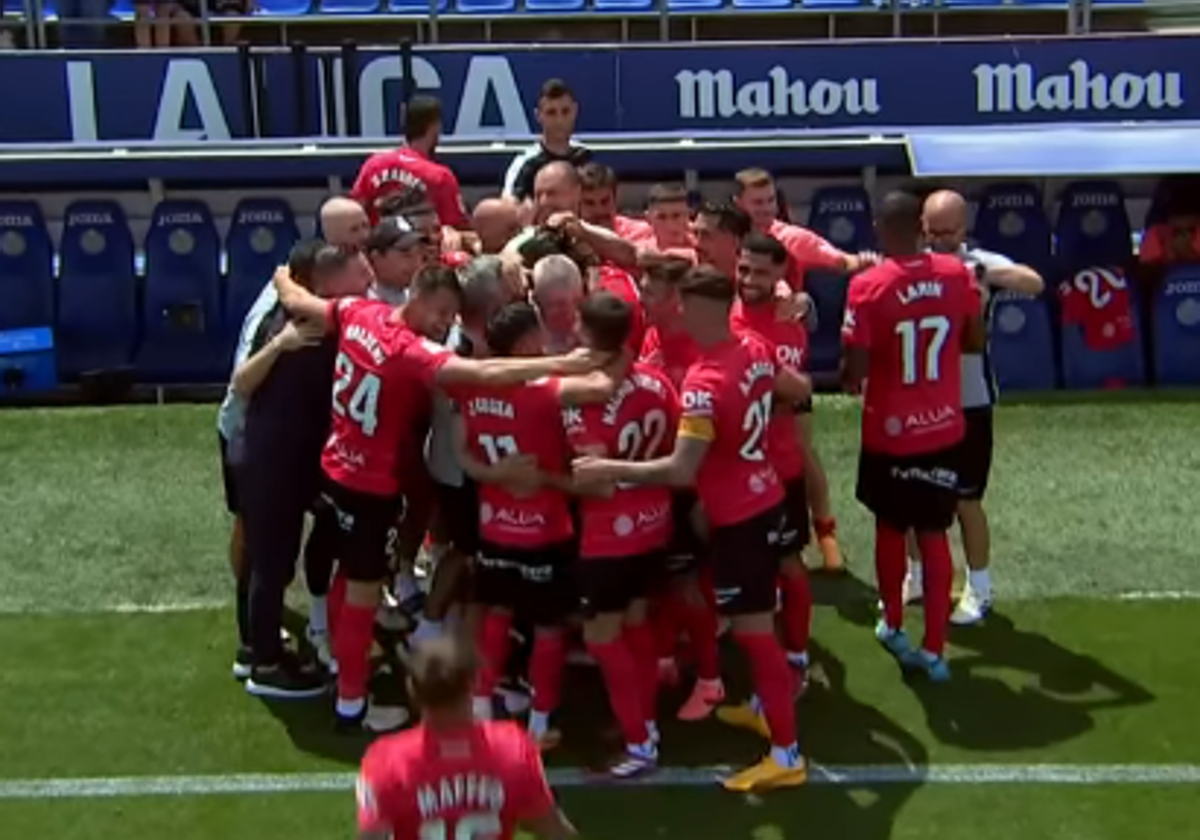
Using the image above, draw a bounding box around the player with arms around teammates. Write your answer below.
[575,265,812,792]
[357,636,577,840]
[841,191,985,683]
[273,264,609,730]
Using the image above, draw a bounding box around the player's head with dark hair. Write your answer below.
[876,190,924,256]
[578,291,631,354]
[406,264,463,343]
[306,243,371,299]
[647,183,691,246]
[405,636,477,717]
[578,162,619,227]
[733,167,778,232]
[404,95,443,152]
[678,265,736,344]
[536,78,578,145]
[638,253,691,329]
[287,238,325,290]
[736,231,788,307]
[486,300,545,358]
[694,200,752,274]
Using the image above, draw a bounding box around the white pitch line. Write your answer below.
[2,764,1199,800]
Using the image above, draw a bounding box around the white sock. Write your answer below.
[771,743,802,768]
[309,596,328,634]
[908,559,923,586]
[394,573,420,603]
[412,617,443,644]
[631,740,658,759]
[472,696,493,720]
[968,569,992,599]
[786,650,809,669]
[528,710,550,739]
[336,696,366,718]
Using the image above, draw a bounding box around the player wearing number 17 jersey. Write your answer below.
[274,265,608,730]
[357,636,577,840]
[841,191,984,683]
[574,266,812,792]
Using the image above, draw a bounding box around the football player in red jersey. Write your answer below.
[841,191,985,683]
[274,265,608,730]
[730,232,815,686]
[575,265,812,792]
[449,301,580,751]
[357,636,577,840]
[635,256,725,721]
[561,292,676,777]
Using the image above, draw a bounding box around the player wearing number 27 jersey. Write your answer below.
[841,191,984,685]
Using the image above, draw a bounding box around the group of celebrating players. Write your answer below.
[216,79,1042,837]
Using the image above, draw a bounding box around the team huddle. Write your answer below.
[215,83,1042,840]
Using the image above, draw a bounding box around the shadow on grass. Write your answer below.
[816,571,1155,753]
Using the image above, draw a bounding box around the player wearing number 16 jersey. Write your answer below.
[841,191,984,683]
[357,636,577,840]
[573,266,812,793]
[274,265,609,730]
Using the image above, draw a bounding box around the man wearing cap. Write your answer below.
[366,217,426,306]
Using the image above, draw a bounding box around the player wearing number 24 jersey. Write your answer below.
[841,191,985,686]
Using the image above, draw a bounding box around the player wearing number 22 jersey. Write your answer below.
[841,191,984,685]
[572,266,811,793]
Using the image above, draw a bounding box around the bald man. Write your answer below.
[320,196,371,252]
[473,198,523,255]
[907,189,1044,625]
[533,161,583,225]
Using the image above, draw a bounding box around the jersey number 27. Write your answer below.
[332,352,381,436]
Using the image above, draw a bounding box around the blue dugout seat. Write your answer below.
[318,0,380,12]
[527,0,584,10]
[136,200,223,383]
[804,186,873,375]
[226,198,299,336]
[387,0,447,11]
[1056,181,1133,273]
[669,0,723,10]
[595,0,653,10]
[456,0,515,11]
[57,201,137,377]
[973,182,1057,392]
[255,0,313,13]
[733,0,794,9]
[1153,265,1200,387]
[1059,267,1146,390]
[0,201,54,332]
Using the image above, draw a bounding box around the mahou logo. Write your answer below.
[974,59,1184,114]
[676,66,881,120]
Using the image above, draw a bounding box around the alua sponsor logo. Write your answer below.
[675,66,881,120]
[973,59,1184,114]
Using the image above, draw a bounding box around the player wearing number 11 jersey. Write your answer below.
[274,265,608,730]
[841,191,984,683]
[573,266,812,792]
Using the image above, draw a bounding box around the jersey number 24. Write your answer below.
[332,352,381,436]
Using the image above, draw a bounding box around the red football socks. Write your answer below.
[588,637,649,746]
[651,595,680,660]
[475,610,512,699]
[624,621,660,721]
[679,594,721,681]
[916,531,953,656]
[875,519,908,631]
[530,631,566,715]
[734,630,797,748]
[334,601,375,703]
[779,569,813,657]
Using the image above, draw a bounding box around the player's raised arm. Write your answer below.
[434,347,610,389]
[272,263,333,328]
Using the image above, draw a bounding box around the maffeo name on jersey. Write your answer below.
[416,773,506,819]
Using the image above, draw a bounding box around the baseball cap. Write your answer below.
[367,216,422,253]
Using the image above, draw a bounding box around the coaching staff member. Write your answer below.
[241,244,371,698]
[917,189,1044,626]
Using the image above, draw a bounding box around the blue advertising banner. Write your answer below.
[0,35,1194,145]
